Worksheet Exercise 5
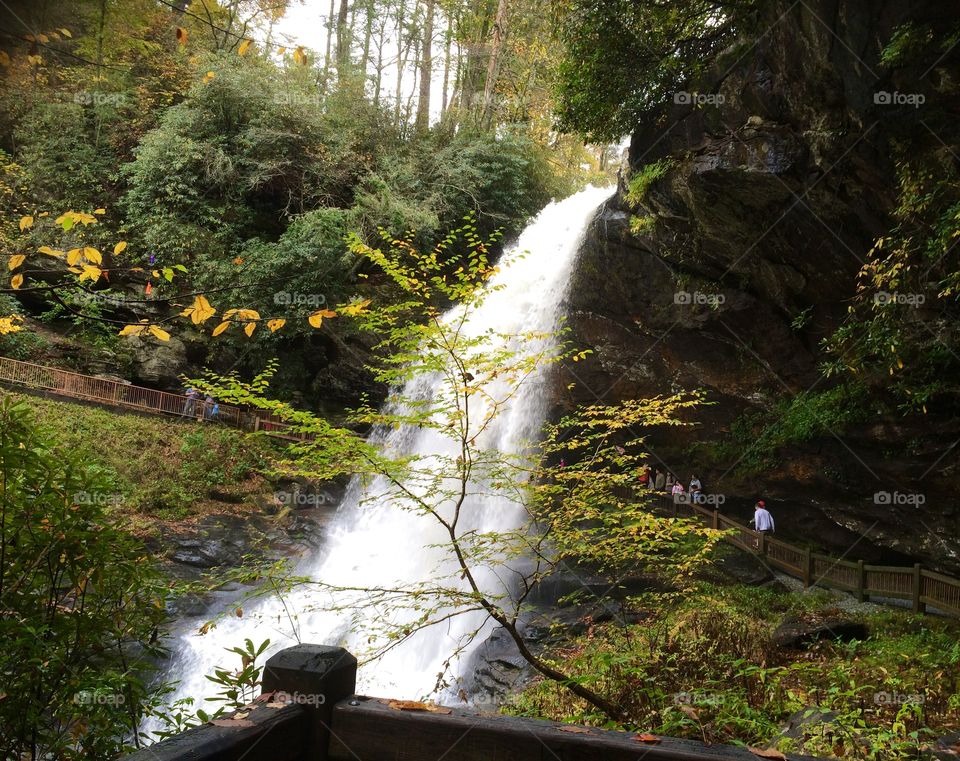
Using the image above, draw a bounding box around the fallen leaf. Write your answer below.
[386,699,451,714]
[209,719,255,728]
[19,216,33,231]
[678,705,700,721]
[748,748,788,760]
[558,725,592,734]
[634,733,661,744]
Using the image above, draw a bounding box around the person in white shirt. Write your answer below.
[750,500,775,533]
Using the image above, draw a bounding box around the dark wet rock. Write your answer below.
[468,627,535,702]
[125,334,189,388]
[565,0,960,575]
[929,731,960,760]
[772,612,868,649]
[779,706,840,741]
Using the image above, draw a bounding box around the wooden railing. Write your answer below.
[0,355,305,441]
[124,644,831,761]
[658,494,960,617]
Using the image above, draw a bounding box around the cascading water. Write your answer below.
[151,185,612,727]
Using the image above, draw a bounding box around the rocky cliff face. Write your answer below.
[566,0,960,572]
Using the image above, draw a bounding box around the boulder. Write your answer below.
[126,334,189,389]
[772,612,868,649]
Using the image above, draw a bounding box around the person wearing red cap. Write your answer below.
[750,500,775,534]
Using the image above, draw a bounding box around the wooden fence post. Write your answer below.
[712,509,719,530]
[856,560,866,602]
[261,644,358,761]
[803,547,812,588]
[757,530,765,555]
[912,564,925,614]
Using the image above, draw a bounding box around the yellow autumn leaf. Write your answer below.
[8,255,25,270]
[0,51,10,67]
[119,322,148,337]
[212,321,231,336]
[180,294,217,324]
[66,248,83,266]
[293,46,307,65]
[276,46,287,56]
[203,71,216,83]
[82,247,102,265]
[38,246,63,258]
[113,241,127,255]
[37,33,49,43]
[340,298,371,317]
[237,38,252,56]
[308,308,337,329]
[266,318,286,332]
[78,264,102,283]
[244,321,256,337]
[93,208,106,215]
[19,216,33,231]
[59,27,72,38]
[149,325,171,341]
[10,274,23,289]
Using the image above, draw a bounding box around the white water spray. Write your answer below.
[153,185,612,724]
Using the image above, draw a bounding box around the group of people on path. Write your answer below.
[182,387,219,421]
[636,465,707,503]
[635,463,776,535]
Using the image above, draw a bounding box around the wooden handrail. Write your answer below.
[659,493,960,617]
[0,354,306,441]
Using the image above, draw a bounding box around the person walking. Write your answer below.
[750,500,775,535]
[689,475,702,503]
[671,480,685,501]
[183,387,198,418]
[638,464,650,489]
[654,469,665,491]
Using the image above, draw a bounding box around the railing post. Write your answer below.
[803,547,812,588]
[712,509,719,530]
[261,644,357,761]
[912,564,925,614]
[856,560,866,602]
[757,530,765,554]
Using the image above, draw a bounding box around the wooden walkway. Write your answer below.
[0,355,300,439]
[656,494,960,618]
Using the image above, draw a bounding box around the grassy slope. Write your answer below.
[5,390,276,534]
[507,582,960,759]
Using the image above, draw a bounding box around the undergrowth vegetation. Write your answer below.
[507,584,960,759]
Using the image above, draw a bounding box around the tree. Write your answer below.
[415,0,436,130]
[192,220,721,722]
[553,0,756,140]
[0,396,169,759]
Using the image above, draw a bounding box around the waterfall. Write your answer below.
[150,185,612,728]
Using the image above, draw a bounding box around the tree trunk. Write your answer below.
[336,0,351,76]
[360,0,373,78]
[440,10,452,114]
[415,0,435,131]
[480,0,508,129]
[323,0,335,82]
